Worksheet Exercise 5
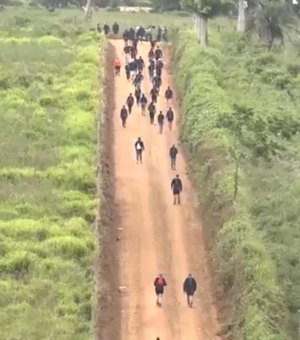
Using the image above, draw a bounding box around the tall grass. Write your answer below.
[0,13,102,339]
[172,28,300,339]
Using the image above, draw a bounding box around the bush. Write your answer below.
[172,30,295,339]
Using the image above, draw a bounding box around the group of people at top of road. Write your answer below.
[115,32,183,206]
[97,22,168,43]
[99,24,198,338]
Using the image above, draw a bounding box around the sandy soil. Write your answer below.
[111,39,220,340]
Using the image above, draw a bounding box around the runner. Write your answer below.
[135,86,142,106]
[171,174,183,205]
[183,274,197,308]
[169,144,178,170]
[154,273,167,307]
[134,137,145,164]
[157,111,165,134]
[140,93,148,115]
[114,57,121,76]
[120,105,128,128]
[150,86,158,104]
[165,86,173,106]
[126,93,134,114]
[148,102,156,124]
[166,107,174,130]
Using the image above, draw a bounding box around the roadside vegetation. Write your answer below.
[0,13,102,339]
[172,19,300,340]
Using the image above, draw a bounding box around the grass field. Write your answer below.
[0,12,102,339]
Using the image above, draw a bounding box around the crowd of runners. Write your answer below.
[109,26,198,338]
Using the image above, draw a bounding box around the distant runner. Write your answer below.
[114,57,121,76]
[169,144,178,170]
[166,107,174,130]
[155,45,163,60]
[120,105,128,128]
[112,22,119,35]
[148,102,156,124]
[126,93,134,114]
[154,273,167,307]
[171,174,183,205]
[183,274,197,308]
[165,86,173,105]
[150,86,158,104]
[157,111,164,134]
[140,94,148,115]
[135,137,145,164]
[135,86,141,106]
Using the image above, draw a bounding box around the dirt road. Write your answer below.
[111,39,219,340]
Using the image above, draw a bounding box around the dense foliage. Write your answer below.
[0,13,102,339]
[172,27,300,339]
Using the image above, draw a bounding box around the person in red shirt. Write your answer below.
[154,273,167,307]
[114,57,121,76]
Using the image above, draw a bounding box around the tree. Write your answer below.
[246,0,297,49]
[181,0,221,46]
[237,0,247,32]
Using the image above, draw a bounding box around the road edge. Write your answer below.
[93,41,121,340]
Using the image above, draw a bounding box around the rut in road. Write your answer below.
[111,39,220,340]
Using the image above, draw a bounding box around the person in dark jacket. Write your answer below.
[140,94,148,115]
[166,107,174,131]
[125,63,130,81]
[165,86,173,105]
[126,93,134,114]
[155,46,163,60]
[171,174,183,205]
[150,86,158,104]
[135,137,145,164]
[96,23,101,33]
[120,105,128,128]
[112,22,119,35]
[153,75,162,92]
[154,273,167,307]
[148,102,156,124]
[183,274,197,307]
[103,24,110,35]
[133,71,144,88]
[169,145,178,170]
[135,86,141,106]
[157,111,164,134]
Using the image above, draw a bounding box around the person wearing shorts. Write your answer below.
[135,137,145,164]
[154,274,167,307]
[171,174,183,205]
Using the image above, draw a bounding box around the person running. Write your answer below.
[135,86,141,106]
[166,107,174,130]
[155,45,163,60]
[112,22,119,35]
[153,75,162,93]
[103,24,110,35]
[157,111,164,134]
[133,71,144,88]
[165,86,173,105]
[183,274,197,307]
[169,144,178,170]
[96,23,101,33]
[120,105,128,128]
[140,94,148,115]
[114,57,121,76]
[137,56,145,72]
[125,63,130,81]
[126,93,134,114]
[135,137,145,164]
[171,174,183,205]
[150,86,158,104]
[154,273,167,307]
[148,102,156,124]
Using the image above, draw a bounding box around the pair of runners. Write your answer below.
[154,273,197,308]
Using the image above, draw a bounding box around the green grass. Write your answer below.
[172,25,300,340]
[0,12,103,339]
